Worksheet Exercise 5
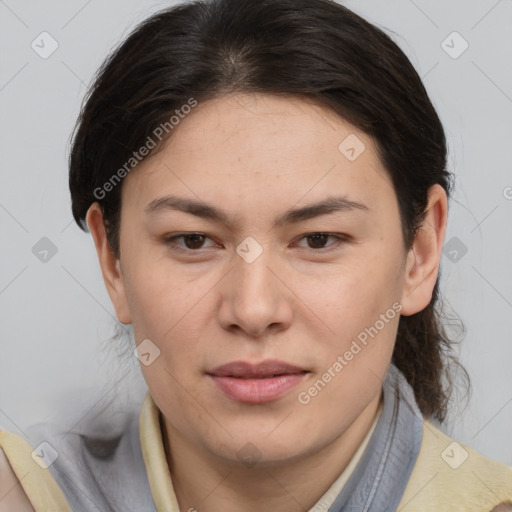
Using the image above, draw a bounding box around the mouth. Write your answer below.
[208,359,308,378]
[222,373,303,379]
[207,360,309,403]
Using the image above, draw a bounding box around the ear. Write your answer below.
[86,202,132,324]
[400,183,448,316]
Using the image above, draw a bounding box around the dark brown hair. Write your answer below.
[68,0,470,422]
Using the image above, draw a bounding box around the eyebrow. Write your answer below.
[144,194,370,227]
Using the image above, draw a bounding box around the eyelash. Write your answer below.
[162,232,349,255]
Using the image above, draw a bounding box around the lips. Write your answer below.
[207,360,309,403]
[208,360,308,379]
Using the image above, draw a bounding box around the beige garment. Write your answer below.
[0,430,71,511]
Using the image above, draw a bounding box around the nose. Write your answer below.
[217,240,293,338]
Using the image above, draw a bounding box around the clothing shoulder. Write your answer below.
[21,406,156,512]
[0,396,155,512]
[397,418,512,512]
[0,444,35,511]
[0,429,71,511]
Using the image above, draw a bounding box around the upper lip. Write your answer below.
[208,360,308,378]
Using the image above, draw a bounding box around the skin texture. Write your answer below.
[87,93,448,512]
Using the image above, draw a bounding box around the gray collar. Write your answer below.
[326,363,424,511]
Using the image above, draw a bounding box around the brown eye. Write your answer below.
[163,233,217,253]
[182,234,206,249]
[306,234,330,249]
[296,233,347,252]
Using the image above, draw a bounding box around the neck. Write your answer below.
[162,390,383,512]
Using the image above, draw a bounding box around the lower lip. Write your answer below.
[210,373,308,403]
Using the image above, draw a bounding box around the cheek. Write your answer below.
[121,246,197,330]
[306,261,397,328]
[123,261,215,377]
[299,253,402,370]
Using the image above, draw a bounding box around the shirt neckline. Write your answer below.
[139,390,383,512]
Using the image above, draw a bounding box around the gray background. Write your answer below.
[1,0,511,465]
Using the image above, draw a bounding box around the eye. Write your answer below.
[162,232,349,255]
[163,233,218,253]
[295,233,348,252]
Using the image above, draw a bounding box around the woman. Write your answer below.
[1,0,511,510]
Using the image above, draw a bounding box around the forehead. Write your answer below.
[121,93,395,216]
[161,93,367,162]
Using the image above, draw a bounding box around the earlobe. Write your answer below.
[400,184,448,317]
[86,203,132,325]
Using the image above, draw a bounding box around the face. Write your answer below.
[94,93,428,467]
